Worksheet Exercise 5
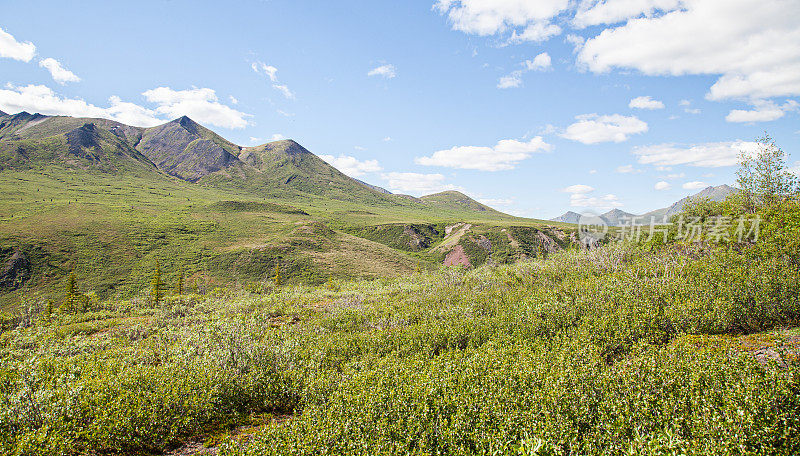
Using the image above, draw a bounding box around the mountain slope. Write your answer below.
[420,191,501,214]
[137,116,242,182]
[600,208,637,226]
[643,185,736,220]
[551,211,582,224]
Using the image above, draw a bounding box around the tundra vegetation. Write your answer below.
[0,136,799,455]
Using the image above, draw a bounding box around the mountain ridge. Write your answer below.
[0,110,501,214]
[551,185,737,226]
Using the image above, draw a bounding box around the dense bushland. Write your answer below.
[1,138,798,455]
[2,203,799,455]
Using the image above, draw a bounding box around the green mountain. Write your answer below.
[0,111,570,307]
[420,191,499,213]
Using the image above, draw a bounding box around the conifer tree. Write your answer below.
[151,260,162,305]
[64,271,77,311]
[176,268,184,296]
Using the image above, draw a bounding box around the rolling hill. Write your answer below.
[0,111,572,307]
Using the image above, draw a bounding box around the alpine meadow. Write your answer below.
[1,1,800,455]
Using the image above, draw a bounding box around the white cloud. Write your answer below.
[725,100,798,123]
[685,108,701,114]
[507,22,562,43]
[788,161,800,176]
[563,184,621,209]
[320,154,382,177]
[252,61,295,99]
[525,52,552,70]
[633,141,759,167]
[0,84,163,127]
[38,58,80,84]
[0,27,36,62]
[251,61,278,82]
[434,0,569,42]
[415,136,552,171]
[142,87,250,129]
[679,99,692,106]
[498,53,551,89]
[577,0,800,102]
[249,137,262,143]
[561,113,648,144]
[270,133,286,141]
[629,95,664,110]
[616,164,639,173]
[382,136,392,142]
[682,181,708,190]
[368,64,397,79]
[563,184,594,194]
[497,74,522,89]
[272,84,295,99]
[589,169,598,174]
[573,0,682,27]
[381,172,459,195]
[479,197,513,206]
[229,96,239,104]
[654,181,671,190]
[664,172,685,179]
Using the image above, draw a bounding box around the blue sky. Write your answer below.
[1,0,798,219]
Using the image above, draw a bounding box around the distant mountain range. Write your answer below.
[0,111,499,214]
[551,184,737,226]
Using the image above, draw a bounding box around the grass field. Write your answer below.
[1,236,798,455]
[0,165,571,309]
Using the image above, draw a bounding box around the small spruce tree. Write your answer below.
[151,260,162,305]
[63,271,78,311]
[176,268,184,296]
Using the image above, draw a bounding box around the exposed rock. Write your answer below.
[444,244,471,267]
[0,250,31,289]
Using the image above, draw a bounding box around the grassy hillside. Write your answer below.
[1,228,798,455]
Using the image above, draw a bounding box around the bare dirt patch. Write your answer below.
[444,244,471,267]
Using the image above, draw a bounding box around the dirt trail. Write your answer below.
[432,223,471,254]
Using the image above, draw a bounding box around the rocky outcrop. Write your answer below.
[0,250,30,290]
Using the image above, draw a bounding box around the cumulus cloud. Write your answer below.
[0,27,36,62]
[434,0,568,43]
[38,58,80,84]
[573,0,682,27]
[563,184,594,194]
[319,154,382,177]
[367,64,397,79]
[654,181,671,190]
[142,87,250,129]
[576,0,800,102]
[725,100,798,123]
[415,137,552,171]
[629,95,664,110]
[479,197,513,206]
[0,84,162,126]
[381,172,459,195]
[497,74,522,89]
[632,141,759,167]
[498,53,551,89]
[561,113,648,144]
[563,184,621,209]
[682,181,708,190]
